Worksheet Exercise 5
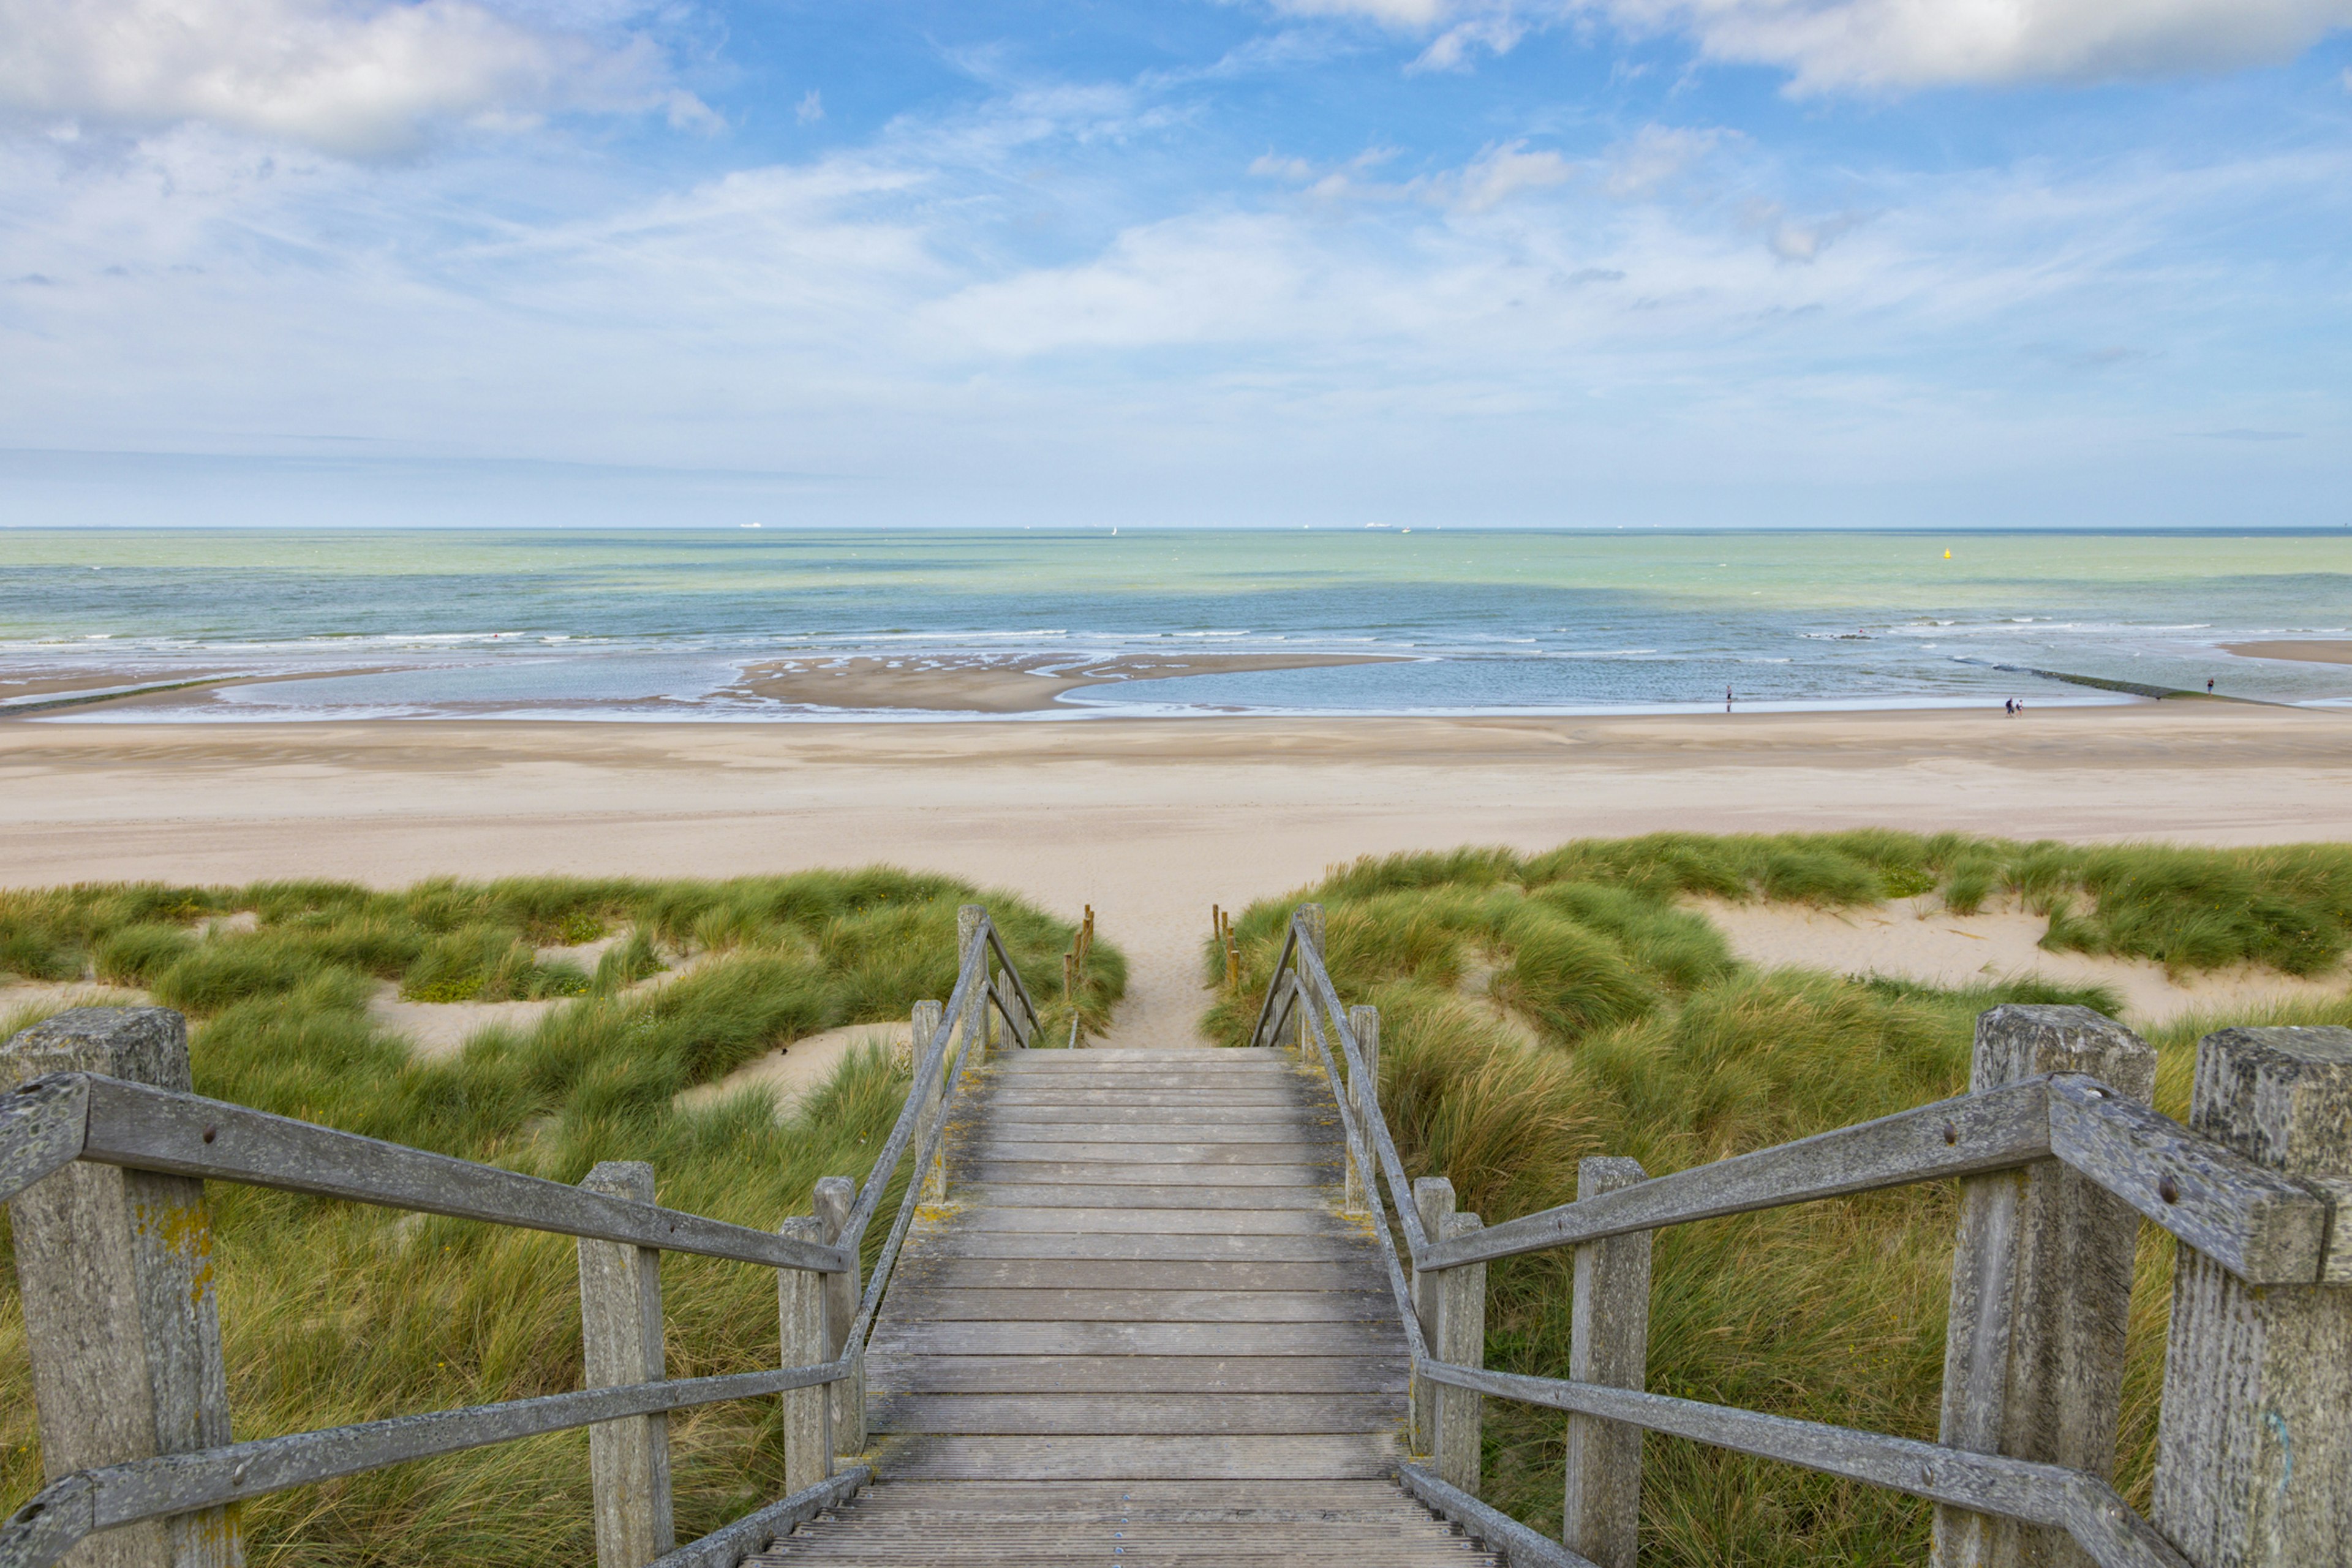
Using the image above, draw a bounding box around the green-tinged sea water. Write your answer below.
[2,529,2348,718]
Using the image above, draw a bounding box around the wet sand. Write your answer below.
[2225,640,2352,666]
[729,652,1409,714]
[3,703,2349,1044]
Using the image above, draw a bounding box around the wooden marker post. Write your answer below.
[1563,1156,1651,1568]
[910,1000,946,1204]
[578,1161,674,1568]
[1,1008,238,1568]
[813,1176,864,1455]
[1344,1005,1381,1216]
[2152,1025,2352,1568]
[1293,903,1325,1053]
[1436,1211,1487,1496]
[1932,1005,2155,1568]
[778,1216,833,1493]
[1411,1176,1456,1456]
[957,905,987,1070]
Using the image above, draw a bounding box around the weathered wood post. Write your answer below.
[1,1008,238,1568]
[778,1216,834,1493]
[957,905,987,1069]
[1344,1005,1381,1216]
[1932,1005,2155,1568]
[1411,1175,1455,1455]
[1293,903,1325,1055]
[1436,1211,1487,1495]
[578,1161,674,1568]
[1563,1156,1651,1568]
[910,999,946,1204]
[2152,1025,2352,1567]
[812,1175,864,1455]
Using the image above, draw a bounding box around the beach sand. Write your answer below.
[4,703,2349,1046]
[2224,639,2352,666]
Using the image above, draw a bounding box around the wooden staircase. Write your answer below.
[758,1047,1499,1565]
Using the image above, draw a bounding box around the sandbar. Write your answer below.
[730,651,1409,714]
[2224,639,2352,666]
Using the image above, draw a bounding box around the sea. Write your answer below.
[4,529,2349,720]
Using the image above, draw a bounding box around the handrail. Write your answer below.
[0,905,1045,1568]
[0,1074,850,1273]
[1413,1362,2188,1568]
[1248,904,2348,1568]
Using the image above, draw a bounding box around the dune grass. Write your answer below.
[1283,831,2352,978]
[0,871,1118,1567]
[1204,837,2352,1567]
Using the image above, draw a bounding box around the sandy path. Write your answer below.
[4,706,2350,1048]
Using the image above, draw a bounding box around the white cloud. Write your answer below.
[1743,198,1869,260]
[1453,140,1570,209]
[0,0,697,156]
[1621,0,2352,91]
[1601,124,1725,197]
[1276,0,2352,88]
[796,89,824,124]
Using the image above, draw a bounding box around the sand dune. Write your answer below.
[4,704,2350,1046]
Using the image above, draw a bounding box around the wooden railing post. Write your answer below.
[1293,904,1324,1054]
[578,1160,674,1568]
[1344,1005,1380,1216]
[1932,1005,2154,1568]
[1436,1210,1487,1496]
[1564,1156,1651,1568]
[0,1007,238,1568]
[778,1216,834,1493]
[957,905,987,1069]
[1411,1175,1455,1455]
[910,999,946,1204]
[2152,1025,2352,1567]
[812,1176,863,1456]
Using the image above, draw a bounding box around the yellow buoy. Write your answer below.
[1943,549,1952,559]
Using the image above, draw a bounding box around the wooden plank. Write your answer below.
[969,1121,1341,1144]
[70,1072,851,1273]
[866,1321,1408,1358]
[963,1162,1332,1187]
[869,1355,1408,1394]
[803,1478,1438,1506]
[1418,1079,2055,1271]
[879,1433,1403,1480]
[984,1091,1307,1109]
[899,1258,1385,1292]
[923,1232,1364,1262]
[963,1183,1336,1210]
[986,1105,1319,1127]
[872,1287,1395,1322]
[868,1392,1406,1435]
[970,1142,1343,1166]
[952,1207,1351,1237]
[2046,1071,2334,1285]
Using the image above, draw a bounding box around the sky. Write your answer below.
[2,0,2350,529]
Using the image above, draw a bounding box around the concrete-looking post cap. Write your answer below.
[2199,1025,2352,1067]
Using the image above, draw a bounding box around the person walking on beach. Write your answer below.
[2207,677,2215,693]
[2004,698,2015,715]
[1725,685,1733,713]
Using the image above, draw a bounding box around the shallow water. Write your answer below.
[4,528,2348,718]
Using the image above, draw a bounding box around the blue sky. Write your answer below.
[2,0,2349,528]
